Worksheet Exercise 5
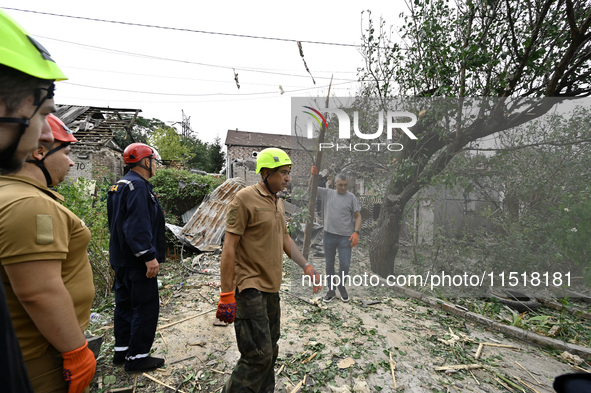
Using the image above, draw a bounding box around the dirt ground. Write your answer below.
[88,246,590,393]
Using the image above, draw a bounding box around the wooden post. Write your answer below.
[302,76,332,259]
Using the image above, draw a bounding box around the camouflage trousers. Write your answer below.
[223,289,280,393]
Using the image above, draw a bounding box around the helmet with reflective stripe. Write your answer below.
[0,9,67,80]
[256,148,292,173]
[123,143,160,164]
[47,114,77,143]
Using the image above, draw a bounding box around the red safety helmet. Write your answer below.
[46,114,77,143]
[123,143,160,164]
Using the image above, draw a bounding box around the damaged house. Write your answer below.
[224,129,314,186]
[55,105,141,182]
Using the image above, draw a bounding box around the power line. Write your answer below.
[62,79,357,97]
[4,7,360,48]
[62,65,337,87]
[39,35,359,81]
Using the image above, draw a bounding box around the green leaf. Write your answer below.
[103,375,116,386]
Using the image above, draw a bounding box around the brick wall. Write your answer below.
[67,145,124,183]
[227,146,311,186]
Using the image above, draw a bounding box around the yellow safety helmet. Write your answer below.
[0,9,67,80]
[256,148,292,173]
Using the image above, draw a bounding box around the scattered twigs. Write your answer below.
[168,355,196,366]
[157,308,216,330]
[512,374,541,393]
[495,376,516,392]
[515,361,541,384]
[302,352,317,364]
[474,343,484,359]
[389,352,397,389]
[485,367,526,392]
[435,364,482,371]
[474,341,520,360]
[211,368,230,375]
[289,375,306,393]
[481,342,521,350]
[159,331,168,350]
[572,364,591,373]
[279,290,318,306]
[142,373,189,393]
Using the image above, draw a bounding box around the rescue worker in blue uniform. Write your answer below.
[107,143,166,373]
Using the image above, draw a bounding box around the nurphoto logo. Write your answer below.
[292,97,419,152]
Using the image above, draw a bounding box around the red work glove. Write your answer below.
[62,341,96,393]
[311,166,319,175]
[349,232,359,248]
[216,291,237,323]
[304,264,322,294]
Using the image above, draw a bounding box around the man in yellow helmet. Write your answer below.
[217,147,322,392]
[0,9,95,393]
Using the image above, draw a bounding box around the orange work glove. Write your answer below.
[311,166,319,175]
[216,291,237,323]
[349,231,359,248]
[304,264,322,294]
[62,341,96,393]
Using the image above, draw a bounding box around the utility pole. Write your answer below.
[302,75,333,259]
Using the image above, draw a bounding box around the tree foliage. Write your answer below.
[180,135,226,174]
[148,125,192,161]
[440,106,591,286]
[115,116,226,174]
[357,0,591,276]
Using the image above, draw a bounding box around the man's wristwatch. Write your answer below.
[354,230,359,234]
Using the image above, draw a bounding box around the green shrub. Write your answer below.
[55,177,113,303]
[551,191,591,285]
[151,168,224,225]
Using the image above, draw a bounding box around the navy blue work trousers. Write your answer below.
[113,267,159,359]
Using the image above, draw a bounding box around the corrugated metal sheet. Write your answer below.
[179,177,246,251]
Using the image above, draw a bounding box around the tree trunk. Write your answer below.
[370,194,404,278]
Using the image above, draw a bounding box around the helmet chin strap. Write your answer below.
[26,143,69,186]
[137,157,153,174]
[263,171,277,195]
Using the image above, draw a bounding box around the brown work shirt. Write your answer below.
[0,175,94,361]
[225,182,288,293]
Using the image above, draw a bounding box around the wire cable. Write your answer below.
[39,35,359,81]
[4,7,360,48]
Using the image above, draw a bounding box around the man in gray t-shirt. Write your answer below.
[316,171,362,303]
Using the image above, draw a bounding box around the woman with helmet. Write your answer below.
[0,9,70,393]
[0,114,96,393]
[26,114,78,187]
[216,147,322,392]
[107,143,166,373]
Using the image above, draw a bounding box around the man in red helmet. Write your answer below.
[107,143,166,373]
[0,114,96,393]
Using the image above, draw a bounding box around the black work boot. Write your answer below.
[112,350,127,366]
[125,356,165,372]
